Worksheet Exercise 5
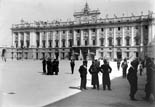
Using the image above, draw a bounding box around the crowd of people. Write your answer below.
[42,57,59,75]
[42,56,155,102]
[79,59,112,91]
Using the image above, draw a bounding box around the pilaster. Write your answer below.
[59,31,62,48]
[88,29,92,45]
[66,30,69,47]
[81,30,84,46]
[39,32,43,48]
[105,28,108,47]
[96,28,100,46]
[131,26,134,46]
[122,27,125,46]
[73,30,77,46]
[52,31,56,48]
[30,32,36,48]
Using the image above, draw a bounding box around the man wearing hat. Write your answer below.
[79,60,88,90]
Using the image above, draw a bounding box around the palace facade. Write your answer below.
[10,3,155,60]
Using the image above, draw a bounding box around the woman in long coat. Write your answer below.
[100,59,112,90]
[89,60,100,90]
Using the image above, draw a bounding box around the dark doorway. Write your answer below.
[117,52,122,59]
[55,52,59,59]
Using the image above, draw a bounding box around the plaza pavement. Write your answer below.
[0,59,154,107]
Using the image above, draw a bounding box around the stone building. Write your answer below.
[10,3,155,60]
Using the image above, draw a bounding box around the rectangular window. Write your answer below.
[101,28,104,32]
[85,40,88,46]
[69,40,72,47]
[77,40,80,46]
[100,39,104,46]
[62,40,65,47]
[69,30,72,33]
[118,27,120,31]
[127,52,129,58]
[117,39,121,46]
[93,40,96,45]
[126,39,130,46]
[109,39,112,46]
[56,40,59,47]
[63,30,65,34]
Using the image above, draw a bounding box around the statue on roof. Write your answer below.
[83,2,90,14]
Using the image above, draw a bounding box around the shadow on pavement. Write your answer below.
[43,74,155,107]
[69,86,81,90]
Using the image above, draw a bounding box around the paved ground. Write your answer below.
[0,59,154,107]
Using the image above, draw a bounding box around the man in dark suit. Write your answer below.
[127,58,139,101]
[79,60,87,90]
[42,57,47,74]
[100,59,112,90]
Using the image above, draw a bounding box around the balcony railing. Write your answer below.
[12,14,151,30]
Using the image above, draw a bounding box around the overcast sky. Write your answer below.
[0,0,154,47]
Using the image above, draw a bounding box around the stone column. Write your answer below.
[122,27,125,46]
[113,28,117,59]
[24,32,27,48]
[148,23,152,44]
[66,30,69,47]
[45,32,48,48]
[105,28,108,47]
[52,31,55,48]
[73,30,77,46]
[96,28,100,46]
[140,24,144,46]
[12,32,16,47]
[88,29,92,46]
[140,24,144,58]
[30,32,36,48]
[59,31,62,48]
[39,32,43,48]
[81,30,84,46]
[131,26,135,46]
[18,32,21,48]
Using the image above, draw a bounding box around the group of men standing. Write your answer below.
[79,59,112,91]
[121,56,155,101]
[42,57,59,75]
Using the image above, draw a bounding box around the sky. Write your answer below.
[0,0,154,47]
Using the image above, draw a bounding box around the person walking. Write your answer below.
[121,58,128,78]
[127,58,139,101]
[100,59,112,90]
[42,57,47,74]
[79,60,87,90]
[89,60,100,90]
[70,59,75,74]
